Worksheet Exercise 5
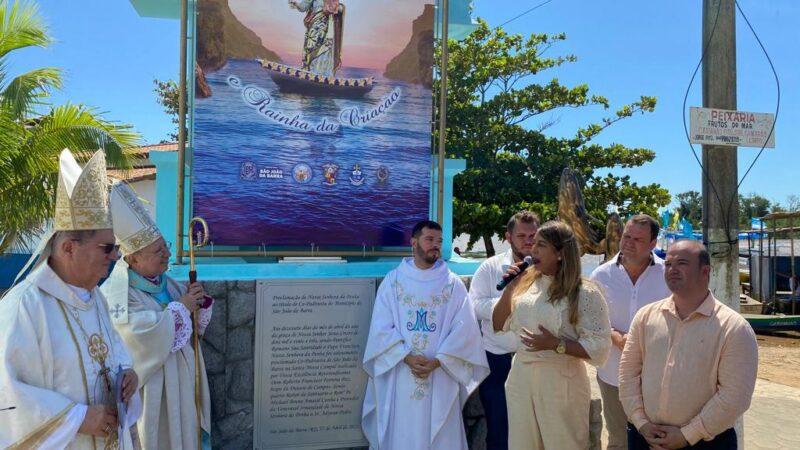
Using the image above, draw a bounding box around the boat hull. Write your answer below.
[260,61,374,98]
[743,313,800,332]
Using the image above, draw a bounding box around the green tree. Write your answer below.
[153,78,181,142]
[738,192,771,229]
[784,194,800,212]
[770,202,786,214]
[675,190,702,227]
[436,21,669,255]
[0,0,140,253]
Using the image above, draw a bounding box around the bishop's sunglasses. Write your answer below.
[69,238,120,254]
[97,243,121,254]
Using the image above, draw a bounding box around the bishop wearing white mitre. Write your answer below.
[0,149,142,449]
[102,181,212,450]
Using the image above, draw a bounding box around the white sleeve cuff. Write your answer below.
[167,302,192,352]
[39,403,87,449]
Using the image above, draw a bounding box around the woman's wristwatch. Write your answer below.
[555,338,566,354]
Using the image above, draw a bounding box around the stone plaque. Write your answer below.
[254,278,375,450]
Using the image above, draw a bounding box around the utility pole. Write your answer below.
[702,1,742,446]
[702,0,738,312]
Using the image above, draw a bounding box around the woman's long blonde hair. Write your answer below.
[512,221,584,325]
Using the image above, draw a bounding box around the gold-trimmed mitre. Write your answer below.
[109,181,163,255]
[54,149,112,231]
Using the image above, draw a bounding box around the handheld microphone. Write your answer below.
[496,256,534,291]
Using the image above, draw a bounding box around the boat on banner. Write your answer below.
[259,60,374,98]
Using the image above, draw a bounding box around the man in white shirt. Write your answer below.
[590,214,670,450]
[469,210,539,450]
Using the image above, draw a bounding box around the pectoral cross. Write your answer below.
[88,333,110,369]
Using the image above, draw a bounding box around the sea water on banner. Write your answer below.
[192,59,432,247]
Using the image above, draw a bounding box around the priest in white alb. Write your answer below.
[361,220,489,450]
[101,181,212,449]
[0,149,142,449]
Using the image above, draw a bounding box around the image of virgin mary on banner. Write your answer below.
[192,0,435,247]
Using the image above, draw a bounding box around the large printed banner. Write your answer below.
[193,0,435,247]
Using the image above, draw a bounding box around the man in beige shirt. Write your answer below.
[619,240,758,449]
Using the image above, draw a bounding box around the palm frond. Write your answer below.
[0,0,51,58]
[0,1,143,254]
[22,104,142,169]
[1,67,62,119]
[0,105,26,181]
[0,174,53,253]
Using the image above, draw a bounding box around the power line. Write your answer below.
[680,0,780,248]
[498,0,557,28]
[733,0,780,192]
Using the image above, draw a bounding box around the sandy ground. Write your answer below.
[592,331,800,449]
[754,331,800,389]
[745,331,800,450]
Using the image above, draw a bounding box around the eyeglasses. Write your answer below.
[69,238,120,255]
[149,241,172,256]
[97,243,121,254]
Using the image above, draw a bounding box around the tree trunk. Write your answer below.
[483,234,495,257]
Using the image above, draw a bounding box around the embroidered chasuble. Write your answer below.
[362,258,489,450]
[101,261,212,450]
[0,264,142,449]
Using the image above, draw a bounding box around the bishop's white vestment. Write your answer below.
[0,263,141,449]
[102,261,212,450]
[361,258,489,450]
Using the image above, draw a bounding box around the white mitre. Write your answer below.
[109,181,163,254]
[54,149,112,231]
[103,181,164,324]
[3,149,112,296]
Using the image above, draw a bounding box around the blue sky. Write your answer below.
[15,0,798,208]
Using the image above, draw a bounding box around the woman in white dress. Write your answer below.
[492,221,611,450]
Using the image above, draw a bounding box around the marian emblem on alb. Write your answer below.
[407,308,436,332]
[322,162,339,186]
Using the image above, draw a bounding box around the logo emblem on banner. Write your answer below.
[240,161,257,180]
[322,163,339,186]
[376,165,390,184]
[349,164,365,186]
[292,163,312,183]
